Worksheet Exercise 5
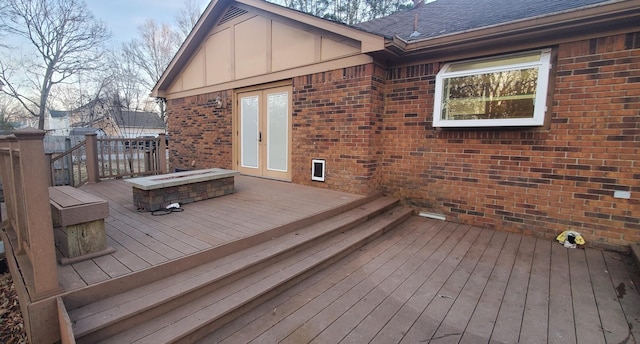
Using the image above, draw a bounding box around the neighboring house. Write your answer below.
[68,98,110,128]
[71,110,166,138]
[112,111,166,138]
[72,116,121,137]
[69,127,106,137]
[44,109,70,135]
[13,117,38,129]
[67,127,107,146]
[152,0,640,250]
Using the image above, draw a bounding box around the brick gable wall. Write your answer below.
[381,33,640,250]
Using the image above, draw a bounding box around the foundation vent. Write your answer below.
[312,159,325,182]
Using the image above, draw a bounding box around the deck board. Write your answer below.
[418,233,520,343]
[317,226,481,344]
[355,227,490,344]
[585,249,630,344]
[602,251,640,341]
[209,217,433,344]
[199,215,639,344]
[518,238,551,344]
[243,218,446,344]
[72,259,110,285]
[342,225,480,344]
[490,236,535,344]
[58,263,88,291]
[569,249,606,344]
[49,176,639,343]
[267,222,464,344]
[548,242,577,344]
[91,253,130,279]
[104,234,151,272]
[57,176,361,291]
[453,231,508,344]
[378,230,503,344]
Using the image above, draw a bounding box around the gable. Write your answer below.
[158,0,381,99]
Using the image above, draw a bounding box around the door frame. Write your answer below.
[233,81,292,181]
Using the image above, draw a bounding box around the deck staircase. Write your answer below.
[59,195,412,343]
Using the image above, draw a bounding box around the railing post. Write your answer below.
[85,133,99,183]
[13,128,61,300]
[158,133,167,174]
[64,137,73,186]
[7,135,25,254]
[45,153,54,186]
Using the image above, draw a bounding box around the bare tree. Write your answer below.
[123,19,181,122]
[363,0,412,21]
[0,1,8,49]
[281,0,330,18]
[175,0,204,40]
[0,95,26,130]
[271,0,413,24]
[103,49,144,113]
[0,0,110,130]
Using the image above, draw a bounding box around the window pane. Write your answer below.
[241,96,259,168]
[442,68,538,120]
[267,92,288,172]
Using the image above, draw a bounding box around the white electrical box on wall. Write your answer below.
[312,159,326,182]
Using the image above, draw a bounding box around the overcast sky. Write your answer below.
[85,0,209,44]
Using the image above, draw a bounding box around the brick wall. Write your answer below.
[291,64,385,195]
[381,32,640,250]
[166,91,233,171]
[166,66,386,196]
[165,33,639,249]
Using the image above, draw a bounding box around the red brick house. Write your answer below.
[152,0,640,250]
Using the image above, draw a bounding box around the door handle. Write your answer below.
[259,131,262,142]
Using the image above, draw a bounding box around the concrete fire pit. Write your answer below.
[125,168,239,211]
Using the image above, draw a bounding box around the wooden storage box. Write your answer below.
[49,186,112,262]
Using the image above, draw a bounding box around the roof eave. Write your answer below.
[387,0,640,59]
[152,0,230,98]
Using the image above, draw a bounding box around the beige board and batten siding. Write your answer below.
[166,11,362,96]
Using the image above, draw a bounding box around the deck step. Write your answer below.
[103,206,412,344]
[68,197,412,343]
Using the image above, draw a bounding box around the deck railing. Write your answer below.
[49,140,88,186]
[50,133,167,186]
[0,129,61,300]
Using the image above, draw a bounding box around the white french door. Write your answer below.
[236,85,291,181]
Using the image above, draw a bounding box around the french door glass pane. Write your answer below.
[241,96,259,168]
[267,92,288,172]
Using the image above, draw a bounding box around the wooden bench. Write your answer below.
[49,186,114,265]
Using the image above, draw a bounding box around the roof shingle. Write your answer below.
[113,111,165,129]
[355,0,614,41]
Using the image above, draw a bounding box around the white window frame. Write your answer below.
[433,49,552,128]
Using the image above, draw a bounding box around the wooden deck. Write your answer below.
[56,177,639,343]
[199,217,640,344]
[59,176,363,291]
